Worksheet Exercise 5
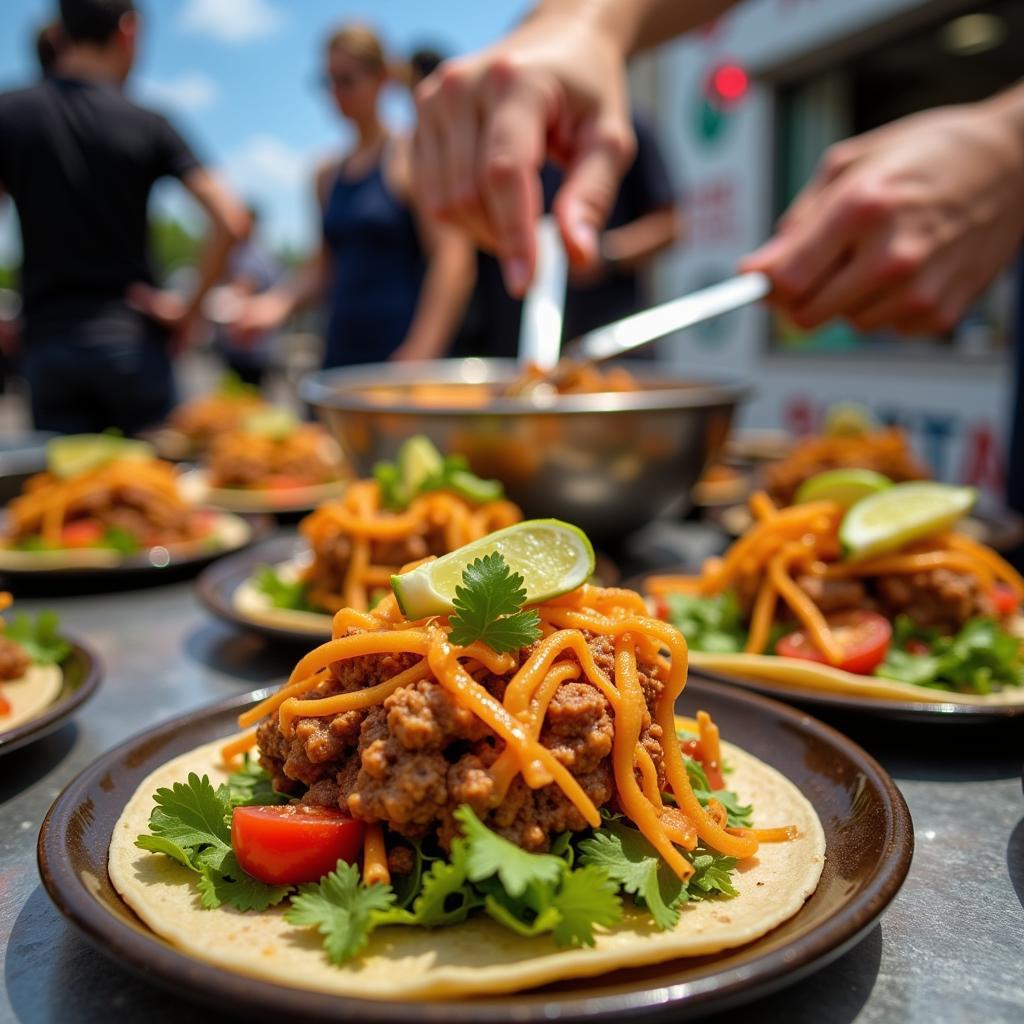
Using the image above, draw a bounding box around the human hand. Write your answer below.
[742,101,1024,334]
[228,291,293,345]
[127,283,199,355]
[413,11,635,297]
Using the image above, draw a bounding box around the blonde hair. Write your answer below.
[327,23,387,75]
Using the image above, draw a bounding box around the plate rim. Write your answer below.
[0,512,274,581]
[37,679,913,1022]
[195,534,332,644]
[0,636,103,754]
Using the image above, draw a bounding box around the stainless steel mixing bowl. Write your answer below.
[301,359,750,540]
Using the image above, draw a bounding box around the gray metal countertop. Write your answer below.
[1,565,1022,1023]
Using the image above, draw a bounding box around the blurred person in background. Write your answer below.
[36,20,68,76]
[210,205,281,388]
[232,24,474,368]
[0,0,249,435]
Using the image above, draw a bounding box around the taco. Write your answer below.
[0,594,70,732]
[166,373,269,455]
[238,436,521,630]
[110,522,824,999]
[648,480,1024,705]
[184,408,347,513]
[0,434,250,571]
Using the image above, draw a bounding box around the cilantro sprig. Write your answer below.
[135,771,290,912]
[254,566,321,613]
[447,552,542,654]
[283,806,622,962]
[5,611,71,665]
[374,437,503,512]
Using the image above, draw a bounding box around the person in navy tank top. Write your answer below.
[232,24,473,368]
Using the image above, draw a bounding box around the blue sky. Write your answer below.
[0,0,529,260]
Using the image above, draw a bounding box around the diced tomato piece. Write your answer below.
[231,805,365,885]
[905,639,931,656]
[60,520,104,548]
[0,692,10,716]
[776,610,892,675]
[263,475,307,492]
[992,583,1019,617]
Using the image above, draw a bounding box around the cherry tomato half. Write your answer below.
[60,520,104,548]
[231,805,365,885]
[992,583,1019,617]
[776,610,892,676]
[263,475,307,492]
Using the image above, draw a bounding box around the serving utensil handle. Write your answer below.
[574,272,771,363]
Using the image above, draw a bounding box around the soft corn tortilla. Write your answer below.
[179,470,346,514]
[0,664,63,732]
[690,651,1024,707]
[0,513,251,571]
[109,737,825,1001]
[233,560,333,636]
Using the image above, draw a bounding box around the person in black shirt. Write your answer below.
[456,112,682,357]
[0,0,249,434]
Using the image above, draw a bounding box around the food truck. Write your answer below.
[641,0,1023,496]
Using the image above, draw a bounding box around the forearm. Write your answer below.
[273,248,329,318]
[395,243,476,360]
[182,224,234,321]
[528,0,741,56]
[602,206,682,271]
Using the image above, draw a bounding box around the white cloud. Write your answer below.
[138,72,219,114]
[220,135,320,251]
[223,134,311,189]
[179,0,283,44]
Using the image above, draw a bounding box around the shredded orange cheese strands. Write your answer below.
[299,479,522,613]
[228,583,766,877]
[647,489,1019,665]
[729,825,799,842]
[363,823,390,886]
[220,730,258,766]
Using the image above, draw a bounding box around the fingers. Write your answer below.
[849,260,967,336]
[476,61,551,296]
[416,62,499,250]
[551,107,635,267]
[744,174,894,309]
[788,226,921,328]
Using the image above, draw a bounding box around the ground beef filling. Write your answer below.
[257,634,665,856]
[789,568,993,635]
[300,526,451,613]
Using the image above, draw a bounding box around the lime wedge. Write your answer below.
[398,435,445,496]
[47,434,154,479]
[795,468,892,509]
[824,402,876,437]
[391,519,595,618]
[840,482,977,561]
[243,407,298,440]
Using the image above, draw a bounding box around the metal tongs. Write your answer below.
[510,241,771,397]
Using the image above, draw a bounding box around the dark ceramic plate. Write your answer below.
[196,534,332,645]
[0,513,274,593]
[38,679,912,1022]
[197,536,621,647]
[632,570,1024,725]
[0,638,102,755]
